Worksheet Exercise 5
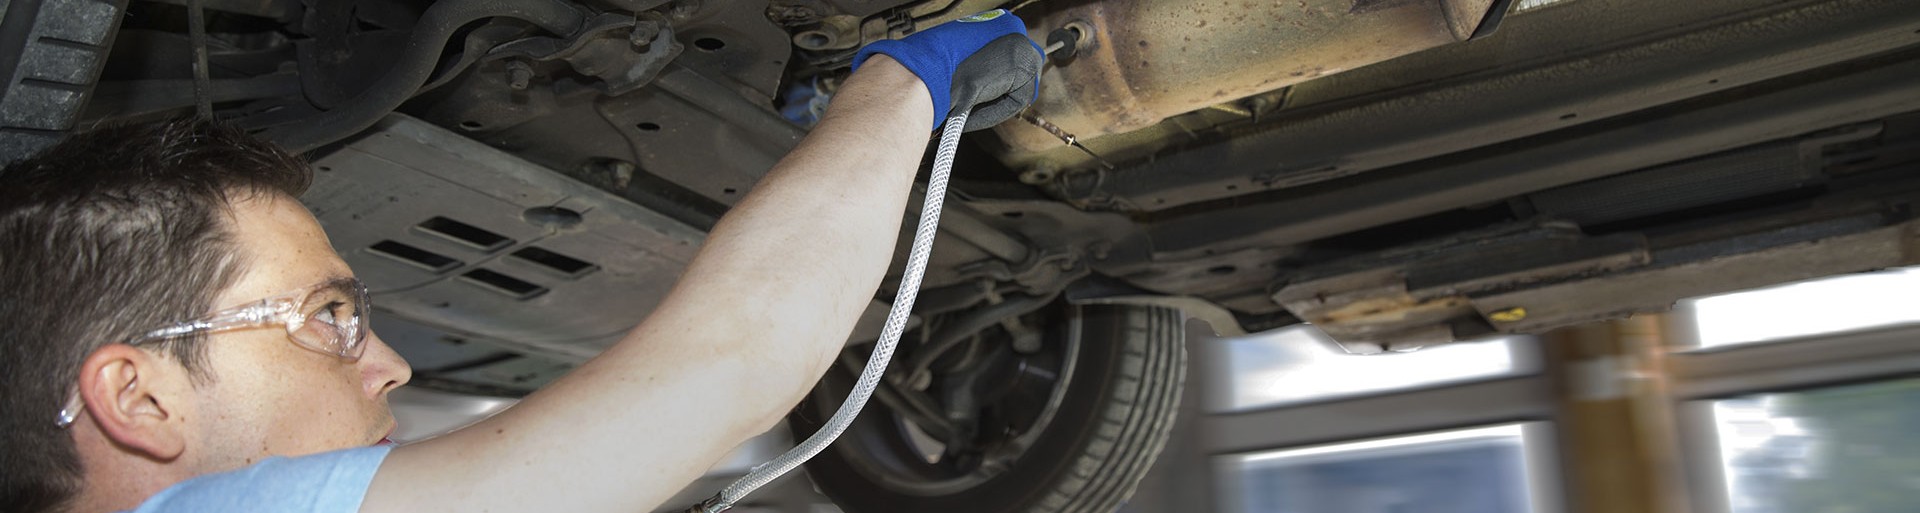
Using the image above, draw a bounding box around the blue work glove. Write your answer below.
[852,10,1045,132]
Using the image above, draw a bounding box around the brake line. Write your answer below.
[690,109,972,513]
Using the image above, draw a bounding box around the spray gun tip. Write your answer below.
[1020,112,1117,171]
[1073,143,1117,171]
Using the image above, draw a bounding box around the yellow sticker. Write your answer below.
[959,10,1005,22]
[1488,307,1528,323]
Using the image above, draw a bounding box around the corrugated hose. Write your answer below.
[689,109,972,512]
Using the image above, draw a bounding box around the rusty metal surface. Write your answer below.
[1049,0,1920,212]
[993,0,1497,155]
[1270,197,1920,353]
[1271,222,1653,351]
[1140,54,1920,261]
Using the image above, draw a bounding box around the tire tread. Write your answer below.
[0,0,124,165]
[1029,306,1186,513]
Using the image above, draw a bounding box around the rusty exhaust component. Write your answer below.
[998,0,1501,156]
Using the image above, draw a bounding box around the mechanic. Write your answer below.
[0,11,1043,513]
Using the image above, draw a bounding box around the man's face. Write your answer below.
[187,193,411,470]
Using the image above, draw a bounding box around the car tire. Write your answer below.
[791,304,1187,513]
[0,0,124,165]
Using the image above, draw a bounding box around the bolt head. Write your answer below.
[630,23,661,46]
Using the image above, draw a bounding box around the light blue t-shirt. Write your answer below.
[127,446,390,513]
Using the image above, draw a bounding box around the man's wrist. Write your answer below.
[833,54,936,131]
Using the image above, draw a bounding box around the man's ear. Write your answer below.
[76,344,189,461]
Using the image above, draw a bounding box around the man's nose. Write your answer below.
[359,330,414,398]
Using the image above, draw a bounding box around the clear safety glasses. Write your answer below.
[55,277,372,427]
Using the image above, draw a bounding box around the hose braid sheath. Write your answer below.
[696,110,972,512]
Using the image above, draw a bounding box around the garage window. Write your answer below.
[1213,326,1537,412]
[1686,266,1920,349]
[1222,423,1551,513]
[1710,378,1920,513]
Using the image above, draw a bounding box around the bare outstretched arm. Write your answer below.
[359,56,934,513]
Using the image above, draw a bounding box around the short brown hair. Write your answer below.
[0,119,312,512]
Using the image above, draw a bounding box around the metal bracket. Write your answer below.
[490,11,684,96]
[956,247,1090,296]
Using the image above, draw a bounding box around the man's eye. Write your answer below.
[310,301,345,325]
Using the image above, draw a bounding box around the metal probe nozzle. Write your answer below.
[1017,27,1111,171]
[1019,112,1115,171]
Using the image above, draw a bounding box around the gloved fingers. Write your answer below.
[962,77,1038,132]
[947,33,1045,130]
[851,9,1036,130]
[963,97,1021,132]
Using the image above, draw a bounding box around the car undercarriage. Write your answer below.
[5,0,1918,510]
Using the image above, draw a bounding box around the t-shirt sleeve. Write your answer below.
[128,445,392,513]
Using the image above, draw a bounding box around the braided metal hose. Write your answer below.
[692,110,972,512]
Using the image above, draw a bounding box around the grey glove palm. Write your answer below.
[949,33,1046,131]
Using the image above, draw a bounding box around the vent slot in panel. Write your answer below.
[416,216,513,252]
[511,247,599,278]
[460,269,548,299]
[367,240,462,273]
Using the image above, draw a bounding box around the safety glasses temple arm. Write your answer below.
[126,298,299,345]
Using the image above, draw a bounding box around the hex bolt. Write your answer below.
[630,21,661,47]
[583,158,637,191]
[603,159,636,190]
[506,60,534,91]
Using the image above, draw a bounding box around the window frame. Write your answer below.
[1667,323,1920,513]
[1185,315,1920,513]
